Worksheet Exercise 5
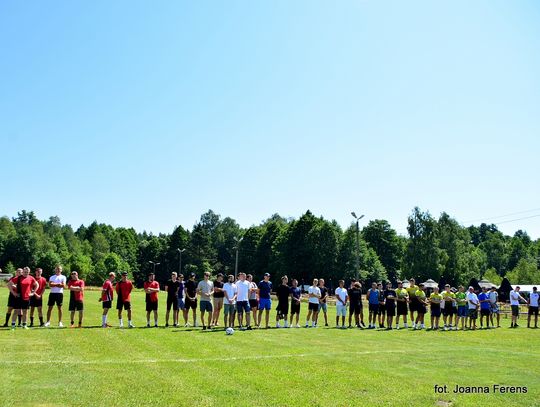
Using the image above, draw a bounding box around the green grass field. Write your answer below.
[0,289,539,407]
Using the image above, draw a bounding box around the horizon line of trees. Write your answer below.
[0,208,539,289]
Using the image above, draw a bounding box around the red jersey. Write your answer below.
[101,280,114,302]
[13,276,37,301]
[116,280,133,302]
[35,277,47,297]
[68,279,85,302]
[144,281,160,302]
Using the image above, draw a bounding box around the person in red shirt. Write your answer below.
[116,271,134,328]
[99,272,115,328]
[29,267,47,327]
[144,273,160,327]
[3,268,22,327]
[68,271,85,328]
[7,267,38,329]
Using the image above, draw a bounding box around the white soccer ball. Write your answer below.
[226,327,234,335]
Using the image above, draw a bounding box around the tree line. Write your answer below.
[0,208,538,288]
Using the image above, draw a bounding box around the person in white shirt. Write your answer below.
[335,280,348,329]
[509,286,527,328]
[45,265,67,328]
[527,286,539,329]
[466,287,479,330]
[235,273,252,330]
[305,279,321,328]
[223,274,237,328]
[488,287,500,328]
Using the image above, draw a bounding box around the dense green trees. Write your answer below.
[0,208,538,288]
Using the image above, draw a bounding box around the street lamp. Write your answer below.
[148,261,160,274]
[351,212,365,281]
[233,236,244,279]
[177,248,186,274]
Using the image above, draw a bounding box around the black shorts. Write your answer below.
[397,302,408,316]
[185,298,197,310]
[350,303,362,315]
[116,300,131,311]
[469,309,478,319]
[369,304,379,314]
[167,296,179,311]
[17,299,30,310]
[276,302,289,317]
[529,306,539,316]
[69,298,84,311]
[48,293,64,307]
[386,304,396,317]
[290,301,300,315]
[378,304,386,316]
[30,296,43,308]
[249,299,258,309]
[480,308,490,316]
[442,307,455,316]
[308,303,319,312]
[102,301,112,309]
[511,305,519,317]
[409,300,417,312]
[417,304,427,315]
[146,301,158,312]
[7,293,16,308]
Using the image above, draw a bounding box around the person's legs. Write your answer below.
[46,306,53,324]
[78,309,83,326]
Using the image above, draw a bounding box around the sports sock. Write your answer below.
[5,313,10,325]
[102,315,107,325]
[39,317,44,325]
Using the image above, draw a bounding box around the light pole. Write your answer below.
[177,248,186,274]
[149,261,160,275]
[233,236,243,279]
[351,212,365,281]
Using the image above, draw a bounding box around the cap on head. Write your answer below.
[121,271,128,276]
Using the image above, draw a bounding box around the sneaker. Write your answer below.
[305,323,309,328]
[246,326,252,330]
[203,326,207,330]
[276,323,280,328]
[146,323,151,328]
[44,321,50,328]
[128,323,134,328]
[119,324,124,329]
[295,324,300,328]
[11,325,15,330]
[102,324,108,328]
[396,326,400,330]
[184,323,190,327]
[154,324,158,328]
[165,323,169,327]
[58,322,64,328]
[325,323,329,327]
[360,322,366,328]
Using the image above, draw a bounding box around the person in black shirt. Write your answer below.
[275,276,290,328]
[317,279,329,327]
[384,281,397,330]
[164,272,180,327]
[377,282,386,328]
[212,273,225,327]
[348,282,363,328]
[184,273,198,327]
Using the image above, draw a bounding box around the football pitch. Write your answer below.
[0,290,538,407]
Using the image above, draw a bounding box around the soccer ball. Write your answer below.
[226,327,234,335]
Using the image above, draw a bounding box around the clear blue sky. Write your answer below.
[1,1,539,237]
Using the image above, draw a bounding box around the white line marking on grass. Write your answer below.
[2,350,406,365]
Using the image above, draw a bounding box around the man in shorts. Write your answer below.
[466,286,479,330]
[257,273,273,328]
[335,279,348,328]
[478,286,491,329]
[428,286,443,330]
[377,282,386,328]
[275,275,290,328]
[144,272,160,327]
[407,278,419,328]
[488,286,500,328]
[68,271,85,328]
[197,271,214,330]
[384,281,396,330]
[184,273,198,327]
[7,267,38,329]
[177,274,187,326]
[116,271,134,328]
[306,278,321,328]
[3,268,22,327]
[223,274,237,328]
[289,279,302,328]
[394,281,409,329]
[235,273,252,330]
[317,278,329,327]
[366,282,379,329]
[348,282,363,328]
[414,283,427,330]
[100,272,115,328]
[509,286,527,328]
[164,272,180,327]
[528,286,539,329]
[45,265,67,328]
[212,273,224,327]
[441,284,456,330]
[247,274,259,327]
[455,285,468,330]
[29,267,47,327]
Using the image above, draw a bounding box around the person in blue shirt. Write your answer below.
[478,287,491,329]
[257,273,273,328]
[289,279,302,328]
[367,282,379,329]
